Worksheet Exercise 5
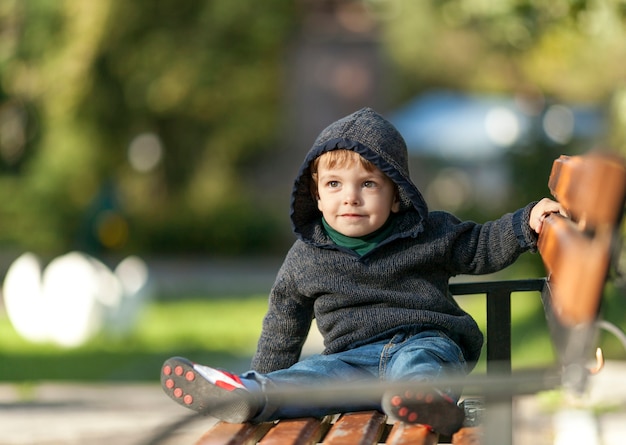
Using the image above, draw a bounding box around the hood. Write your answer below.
[290,107,429,242]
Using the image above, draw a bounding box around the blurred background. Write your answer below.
[1,0,626,382]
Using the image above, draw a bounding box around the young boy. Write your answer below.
[161,107,563,435]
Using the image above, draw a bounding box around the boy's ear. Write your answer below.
[391,194,401,213]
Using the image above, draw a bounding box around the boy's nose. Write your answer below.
[343,188,361,205]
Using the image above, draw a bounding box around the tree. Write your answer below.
[0,0,295,255]
[378,0,626,104]
[375,0,626,211]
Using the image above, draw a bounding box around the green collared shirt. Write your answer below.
[322,215,396,256]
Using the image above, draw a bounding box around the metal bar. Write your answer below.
[486,288,512,374]
[484,288,513,445]
[449,278,545,296]
[451,279,543,445]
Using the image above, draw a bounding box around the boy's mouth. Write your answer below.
[340,213,365,219]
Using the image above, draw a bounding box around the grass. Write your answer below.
[0,295,268,382]
[1,279,625,383]
[455,290,556,373]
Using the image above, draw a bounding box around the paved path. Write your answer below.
[0,383,215,445]
[1,361,625,445]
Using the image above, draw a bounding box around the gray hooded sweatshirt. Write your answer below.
[251,107,538,374]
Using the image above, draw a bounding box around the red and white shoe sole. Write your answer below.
[382,387,464,436]
[160,356,255,423]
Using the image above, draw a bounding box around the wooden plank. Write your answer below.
[538,213,611,325]
[195,421,273,445]
[540,152,626,326]
[385,423,439,445]
[451,426,483,445]
[322,411,387,445]
[548,153,626,229]
[258,417,330,445]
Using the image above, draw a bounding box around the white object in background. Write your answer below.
[2,251,151,347]
[42,252,122,348]
[2,253,48,343]
[553,409,599,445]
[109,255,151,335]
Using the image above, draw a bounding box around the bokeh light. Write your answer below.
[543,104,575,145]
[127,132,163,173]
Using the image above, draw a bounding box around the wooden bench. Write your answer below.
[539,153,626,393]
[190,152,626,445]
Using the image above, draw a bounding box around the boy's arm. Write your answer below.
[444,199,560,275]
[251,265,314,374]
[528,197,567,234]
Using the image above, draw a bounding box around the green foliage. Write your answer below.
[130,200,289,255]
[380,0,626,103]
[0,0,295,255]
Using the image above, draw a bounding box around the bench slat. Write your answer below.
[195,421,273,445]
[539,152,626,327]
[385,423,439,445]
[451,426,482,445]
[538,213,612,325]
[322,411,387,445]
[548,153,626,229]
[258,417,330,445]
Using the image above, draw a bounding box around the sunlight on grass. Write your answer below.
[0,296,270,381]
[456,289,556,371]
[0,296,269,356]
[135,296,267,354]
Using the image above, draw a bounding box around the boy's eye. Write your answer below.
[363,180,376,188]
[328,180,340,188]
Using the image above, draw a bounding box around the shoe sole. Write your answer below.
[382,387,465,436]
[161,356,256,423]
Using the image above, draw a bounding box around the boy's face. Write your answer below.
[316,159,400,237]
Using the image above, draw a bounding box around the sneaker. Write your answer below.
[382,386,465,436]
[459,397,484,427]
[161,356,260,423]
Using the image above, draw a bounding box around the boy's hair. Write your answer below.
[310,149,383,198]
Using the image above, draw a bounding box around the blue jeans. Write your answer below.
[240,329,468,422]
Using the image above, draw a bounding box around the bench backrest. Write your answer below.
[537,152,626,390]
[539,153,626,325]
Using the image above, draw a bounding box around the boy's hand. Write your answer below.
[529,198,567,234]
